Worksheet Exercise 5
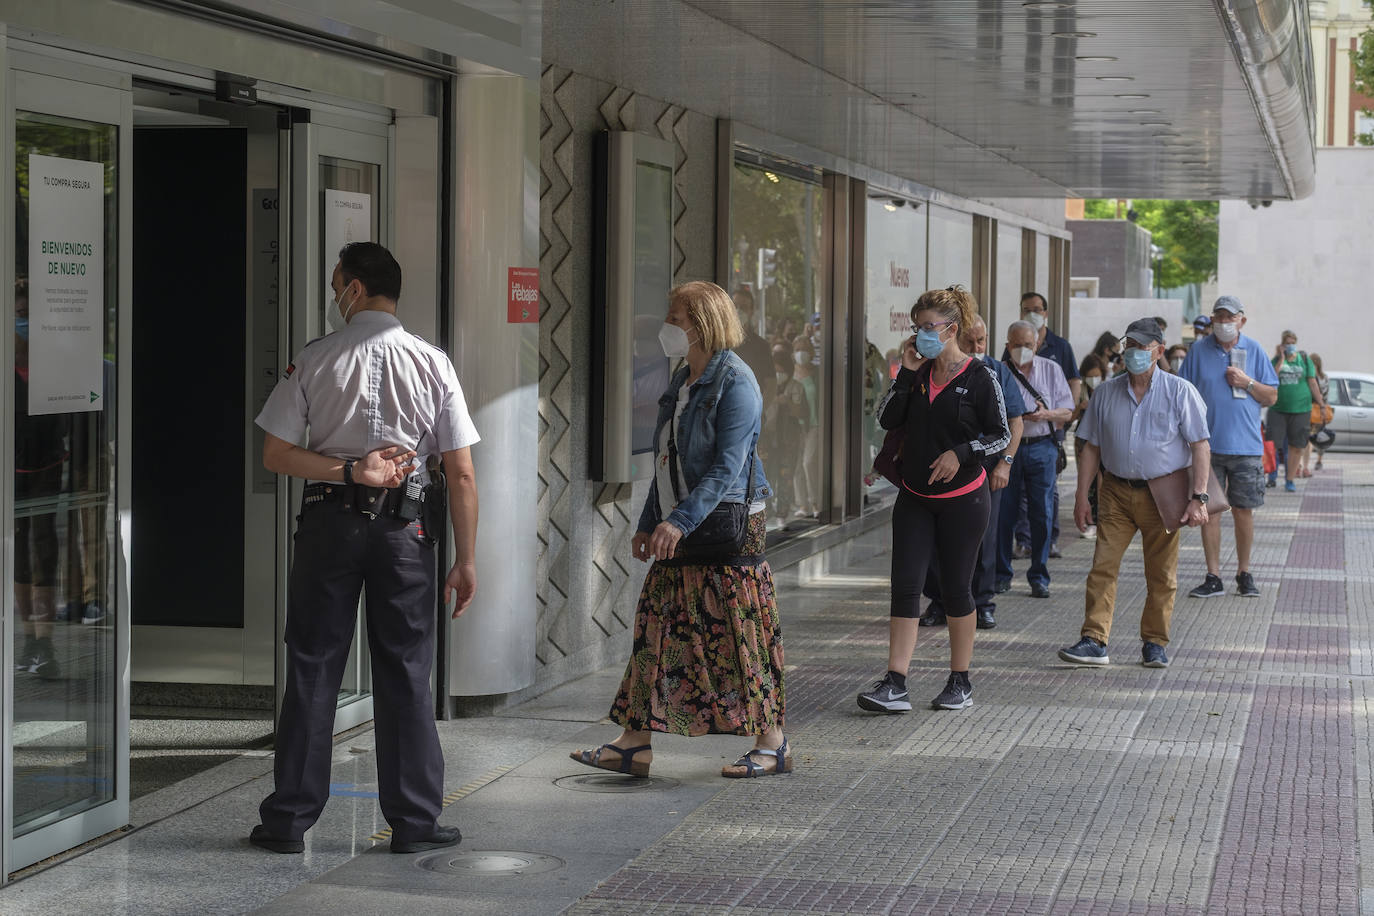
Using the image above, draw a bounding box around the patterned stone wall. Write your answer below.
[535,65,716,694]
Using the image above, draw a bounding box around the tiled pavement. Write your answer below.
[5,454,1371,915]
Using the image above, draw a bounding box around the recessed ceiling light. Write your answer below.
[1129,109,1162,114]
[1138,121,1171,126]
[1023,1,1073,7]
[1054,31,1097,38]
[1096,76,1135,82]
[1115,93,1150,99]
[1076,55,1118,62]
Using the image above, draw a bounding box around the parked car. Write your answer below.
[1323,372,1374,452]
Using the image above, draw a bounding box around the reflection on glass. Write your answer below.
[632,161,672,455]
[13,112,118,834]
[728,160,825,540]
[862,195,928,513]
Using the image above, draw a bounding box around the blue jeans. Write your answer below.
[998,438,1056,588]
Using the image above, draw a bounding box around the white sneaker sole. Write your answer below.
[1189,589,1224,599]
[931,697,973,710]
[1058,650,1110,666]
[857,694,911,713]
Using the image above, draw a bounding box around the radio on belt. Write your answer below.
[395,473,424,521]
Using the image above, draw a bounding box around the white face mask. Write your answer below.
[1084,375,1102,390]
[1023,311,1047,331]
[1213,320,1239,343]
[658,322,692,359]
[793,350,809,366]
[1170,357,1184,372]
[327,286,357,332]
[1012,346,1036,366]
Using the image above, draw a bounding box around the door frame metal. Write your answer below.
[2,47,134,879]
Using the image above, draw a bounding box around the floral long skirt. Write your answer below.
[610,513,785,737]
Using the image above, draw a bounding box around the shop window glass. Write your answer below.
[927,205,973,290]
[727,157,825,540]
[861,194,926,512]
[12,111,119,834]
[995,222,1023,347]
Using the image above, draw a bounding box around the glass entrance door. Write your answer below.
[5,57,131,876]
[281,112,392,733]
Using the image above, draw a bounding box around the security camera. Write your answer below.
[1246,199,1259,209]
[1261,200,1272,208]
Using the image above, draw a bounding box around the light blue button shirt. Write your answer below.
[1176,332,1279,456]
[1076,369,1210,480]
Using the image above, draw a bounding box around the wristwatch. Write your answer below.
[1003,454,1015,465]
[1245,380,1254,392]
[343,458,356,486]
[1191,491,1209,504]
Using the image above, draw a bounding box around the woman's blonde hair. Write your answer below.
[911,285,980,335]
[670,280,744,353]
[1310,352,1326,379]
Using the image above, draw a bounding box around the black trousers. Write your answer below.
[259,496,442,842]
[923,482,1003,614]
[891,482,991,619]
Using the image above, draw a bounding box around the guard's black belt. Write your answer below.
[1105,471,1150,489]
[302,482,394,514]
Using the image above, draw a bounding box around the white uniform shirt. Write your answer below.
[255,310,479,482]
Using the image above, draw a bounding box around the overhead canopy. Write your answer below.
[546,0,1317,200]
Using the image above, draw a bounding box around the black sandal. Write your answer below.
[721,737,794,778]
[569,742,651,777]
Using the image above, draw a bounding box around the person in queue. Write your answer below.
[1192,314,1212,338]
[251,242,479,855]
[1267,329,1328,492]
[1177,296,1278,599]
[1058,318,1211,669]
[997,320,1073,598]
[571,281,790,778]
[1072,353,1109,538]
[857,287,1010,714]
[918,315,1026,630]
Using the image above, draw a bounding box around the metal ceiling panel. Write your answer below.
[546,0,1315,200]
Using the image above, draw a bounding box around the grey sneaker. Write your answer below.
[1188,574,1224,599]
[1235,571,1260,598]
[1141,641,1170,668]
[930,672,973,710]
[857,673,912,713]
[1058,636,1110,666]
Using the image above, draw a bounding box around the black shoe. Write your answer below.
[1235,571,1260,598]
[976,608,996,629]
[919,605,946,627]
[994,579,1011,594]
[1141,641,1170,668]
[1266,478,1277,488]
[930,672,973,710]
[1187,574,1224,599]
[391,824,462,854]
[857,672,912,713]
[1049,542,1062,559]
[1012,542,1031,559]
[1029,582,1050,599]
[249,825,304,854]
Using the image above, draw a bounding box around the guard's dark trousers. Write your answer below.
[259,496,442,842]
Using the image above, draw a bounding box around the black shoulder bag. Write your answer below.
[662,415,757,565]
[1005,360,1068,474]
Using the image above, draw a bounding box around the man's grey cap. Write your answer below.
[1213,295,1245,315]
[1124,317,1165,346]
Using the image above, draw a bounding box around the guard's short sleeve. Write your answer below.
[255,357,309,444]
[434,356,480,452]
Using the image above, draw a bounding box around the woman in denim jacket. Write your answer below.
[571,281,791,779]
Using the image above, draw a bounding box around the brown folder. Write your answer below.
[1147,467,1231,534]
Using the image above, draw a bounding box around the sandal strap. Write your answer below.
[596,742,651,774]
[733,737,789,777]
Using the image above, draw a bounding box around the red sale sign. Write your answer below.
[508,267,540,323]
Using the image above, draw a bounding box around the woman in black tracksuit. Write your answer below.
[857,286,1010,713]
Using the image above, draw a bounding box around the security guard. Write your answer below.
[249,242,479,855]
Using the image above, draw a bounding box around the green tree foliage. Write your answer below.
[1079,199,1218,289]
[1354,28,1374,146]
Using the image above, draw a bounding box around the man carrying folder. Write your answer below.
[1058,318,1212,670]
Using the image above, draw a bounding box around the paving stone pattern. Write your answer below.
[568,458,1373,915]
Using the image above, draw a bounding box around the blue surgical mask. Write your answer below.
[915,327,947,359]
[1123,347,1154,375]
[15,317,28,341]
[1284,343,1297,355]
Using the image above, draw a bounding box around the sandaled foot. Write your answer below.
[721,738,794,778]
[569,742,652,777]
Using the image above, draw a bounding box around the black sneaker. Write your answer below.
[392,824,462,854]
[1187,574,1224,599]
[857,673,912,713]
[976,608,996,629]
[994,579,1011,594]
[1029,582,1050,599]
[1235,571,1260,598]
[1141,641,1170,668]
[1058,636,1110,666]
[930,673,973,710]
[918,604,946,627]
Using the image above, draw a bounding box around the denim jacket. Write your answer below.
[637,348,772,535]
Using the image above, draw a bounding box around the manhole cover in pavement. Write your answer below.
[418,850,564,876]
[552,773,681,793]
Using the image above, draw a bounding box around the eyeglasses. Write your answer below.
[910,319,954,333]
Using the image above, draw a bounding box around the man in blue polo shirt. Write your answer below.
[1176,296,1279,598]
